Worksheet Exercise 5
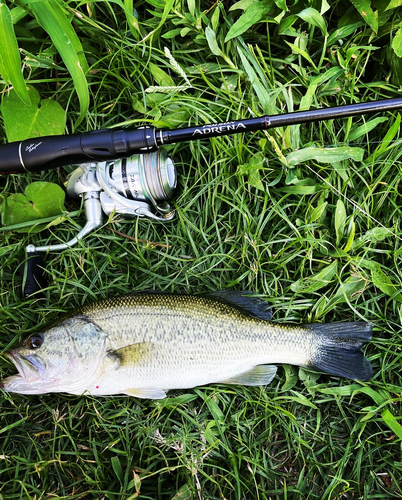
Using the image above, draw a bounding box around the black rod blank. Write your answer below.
[1,98,402,175]
[158,97,402,145]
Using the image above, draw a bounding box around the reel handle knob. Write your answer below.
[21,248,47,297]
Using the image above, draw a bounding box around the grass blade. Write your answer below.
[237,46,272,113]
[348,116,388,141]
[0,417,27,435]
[123,0,140,38]
[29,0,89,127]
[366,114,401,163]
[0,4,30,105]
[1,4,402,498]
[147,0,175,40]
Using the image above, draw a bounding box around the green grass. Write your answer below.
[1,1,402,498]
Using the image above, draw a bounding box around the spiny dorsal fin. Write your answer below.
[201,291,272,321]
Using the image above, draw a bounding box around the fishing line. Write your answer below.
[306,139,402,149]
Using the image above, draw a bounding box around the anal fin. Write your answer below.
[221,365,277,386]
[122,387,167,399]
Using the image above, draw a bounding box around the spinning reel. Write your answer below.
[22,149,177,296]
[1,97,402,295]
[28,148,177,253]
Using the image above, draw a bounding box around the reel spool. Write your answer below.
[96,148,176,221]
[23,149,176,296]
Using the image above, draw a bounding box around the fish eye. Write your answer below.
[28,335,43,350]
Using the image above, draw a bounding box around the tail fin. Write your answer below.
[306,322,373,381]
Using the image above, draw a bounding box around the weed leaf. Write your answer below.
[149,62,175,87]
[371,267,402,302]
[363,228,393,242]
[230,0,259,10]
[386,0,402,8]
[237,153,265,191]
[392,26,402,57]
[309,201,327,223]
[381,409,402,440]
[335,199,346,247]
[225,2,270,42]
[285,41,316,67]
[281,365,298,391]
[286,146,364,167]
[327,22,365,45]
[291,261,338,293]
[344,218,355,252]
[1,86,66,142]
[2,182,66,231]
[205,26,225,57]
[297,7,328,36]
[349,0,378,32]
[123,0,140,38]
[321,275,366,316]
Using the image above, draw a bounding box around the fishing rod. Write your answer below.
[1,97,401,296]
[1,97,402,175]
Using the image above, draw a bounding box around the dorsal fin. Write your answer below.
[200,291,272,321]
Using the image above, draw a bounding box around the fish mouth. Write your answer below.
[4,350,43,382]
[0,351,48,394]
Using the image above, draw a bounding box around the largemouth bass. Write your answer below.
[0,291,372,398]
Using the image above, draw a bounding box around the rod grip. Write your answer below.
[0,128,158,174]
[21,251,47,297]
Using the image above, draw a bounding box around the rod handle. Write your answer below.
[0,128,158,174]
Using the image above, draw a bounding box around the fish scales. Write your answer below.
[81,294,314,362]
[76,294,314,394]
[0,292,373,398]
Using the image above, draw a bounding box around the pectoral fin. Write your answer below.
[108,342,153,367]
[221,365,277,386]
[122,387,167,399]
